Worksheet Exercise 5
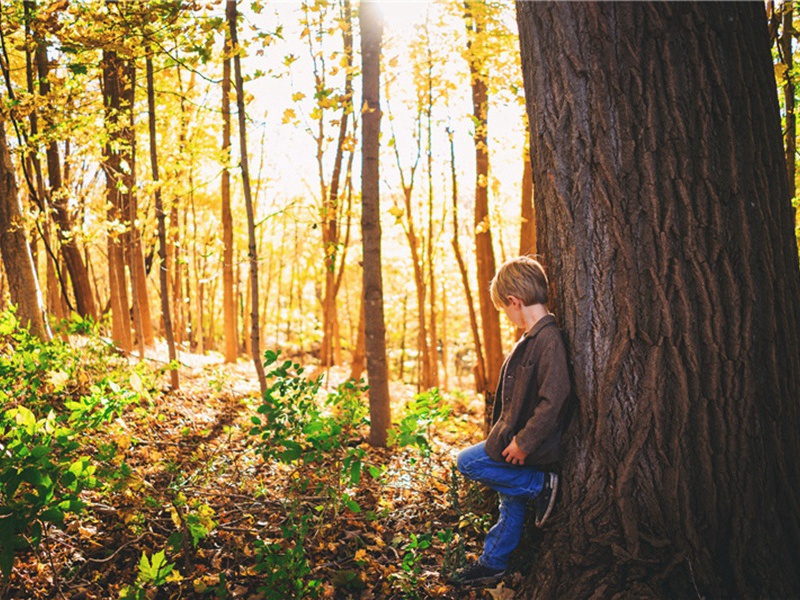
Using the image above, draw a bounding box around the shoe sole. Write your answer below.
[535,473,559,527]
[452,572,505,587]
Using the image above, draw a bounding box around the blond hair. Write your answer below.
[490,256,549,308]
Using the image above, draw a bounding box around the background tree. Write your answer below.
[27,0,97,322]
[360,0,390,447]
[229,0,267,395]
[464,0,503,420]
[517,2,800,597]
[146,53,179,390]
[221,17,236,363]
[0,123,50,341]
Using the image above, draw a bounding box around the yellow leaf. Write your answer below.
[292,92,306,102]
[388,205,404,219]
[354,549,368,563]
[282,108,297,124]
[166,570,183,583]
[775,62,788,84]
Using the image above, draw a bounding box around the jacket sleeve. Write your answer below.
[514,331,570,457]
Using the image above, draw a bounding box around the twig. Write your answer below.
[85,532,151,564]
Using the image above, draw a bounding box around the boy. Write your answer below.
[450,256,571,586]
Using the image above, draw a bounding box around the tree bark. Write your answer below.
[464,0,503,415]
[102,49,132,352]
[0,124,50,341]
[360,0,391,448]
[146,54,179,390]
[228,0,267,395]
[221,21,236,363]
[319,0,354,370]
[517,2,800,597]
[121,60,154,348]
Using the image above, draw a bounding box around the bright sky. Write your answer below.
[238,0,525,216]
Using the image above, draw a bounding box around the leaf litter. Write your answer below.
[4,350,540,599]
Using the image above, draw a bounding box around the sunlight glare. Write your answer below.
[376,0,432,35]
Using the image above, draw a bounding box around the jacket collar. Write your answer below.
[523,313,556,339]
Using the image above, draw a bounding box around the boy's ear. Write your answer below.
[507,295,521,308]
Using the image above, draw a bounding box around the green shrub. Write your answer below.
[0,310,145,576]
[388,388,450,458]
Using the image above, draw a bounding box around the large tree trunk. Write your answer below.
[360,0,391,448]
[464,0,503,414]
[517,2,800,597]
[0,124,50,341]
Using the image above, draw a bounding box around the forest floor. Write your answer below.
[6,346,546,600]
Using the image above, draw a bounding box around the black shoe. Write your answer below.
[535,472,559,527]
[448,561,505,586]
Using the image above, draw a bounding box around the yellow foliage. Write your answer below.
[282,108,298,124]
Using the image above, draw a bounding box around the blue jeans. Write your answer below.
[456,441,544,570]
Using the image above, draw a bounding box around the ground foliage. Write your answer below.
[2,316,545,599]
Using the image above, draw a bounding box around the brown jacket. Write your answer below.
[484,314,571,469]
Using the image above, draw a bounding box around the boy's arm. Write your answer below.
[514,332,570,458]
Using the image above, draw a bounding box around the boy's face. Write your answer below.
[500,296,526,330]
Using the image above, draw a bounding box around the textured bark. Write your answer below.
[229,0,266,395]
[360,0,391,447]
[517,2,800,597]
[146,55,179,390]
[464,1,503,409]
[0,124,50,341]
[221,25,236,363]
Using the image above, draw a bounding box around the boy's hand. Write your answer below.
[502,437,527,465]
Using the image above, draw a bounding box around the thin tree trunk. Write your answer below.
[34,13,97,321]
[517,2,800,597]
[360,0,391,447]
[519,118,536,256]
[122,60,154,348]
[465,1,503,416]
[349,297,366,382]
[102,49,132,351]
[221,23,236,363]
[425,31,439,389]
[0,123,50,341]
[228,0,266,395]
[146,54,179,389]
[121,60,145,358]
[448,128,486,397]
